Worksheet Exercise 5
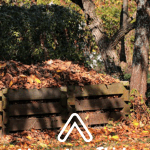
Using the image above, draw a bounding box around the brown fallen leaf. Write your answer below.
[0,63,7,69]
[27,76,34,84]
[0,59,120,90]
[20,74,27,78]
[9,80,13,87]
[0,71,4,77]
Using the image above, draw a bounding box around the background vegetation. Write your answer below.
[0,0,137,77]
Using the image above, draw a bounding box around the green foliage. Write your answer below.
[124,73,131,80]
[0,0,137,69]
[0,4,93,64]
[95,0,136,37]
[98,0,122,37]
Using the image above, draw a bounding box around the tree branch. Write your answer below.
[106,11,137,53]
[107,21,136,52]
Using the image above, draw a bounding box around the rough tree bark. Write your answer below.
[130,0,150,98]
[71,0,136,74]
[120,0,128,62]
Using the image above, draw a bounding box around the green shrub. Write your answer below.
[124,73,131,80]
[0,4,93,64]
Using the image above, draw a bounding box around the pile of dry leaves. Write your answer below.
[0,60,119,90]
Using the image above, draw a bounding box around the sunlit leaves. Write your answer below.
[9,80,13,87]
[94,0,136,38]
[0,59,119,90]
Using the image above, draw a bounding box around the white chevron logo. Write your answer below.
[57,113,93,142]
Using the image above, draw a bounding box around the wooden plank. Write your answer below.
[70,83,124,97]
[67,86,76,106]
[0,115,2,127]
[120,81,129,87]
[7,88,62,101]
[9,102,61,116]
[60,92,68,121]
[0,101,2,112]
[75,112,123,125]
[2,124,8,135]
[7,83,125,101]
[0,127,3,138]
[0,128,2,137]
[2,89,8,95]
[68,97,76,106]
[3,110,8,125]
[75,98,125,111]
[60,93,67,107]
[121,89,130,101]
[2,95,7,110]
[121,103,130,115]
[9,116,63,131]
[60,86,67,92]
[0,91,2,99]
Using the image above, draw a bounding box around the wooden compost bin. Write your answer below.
[0,82,130,135]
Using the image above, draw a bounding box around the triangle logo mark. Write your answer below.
[57,113,93,142]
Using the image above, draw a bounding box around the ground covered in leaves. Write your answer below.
[0,60,119,90]
[0,90,150,150]
[0,117,150,150]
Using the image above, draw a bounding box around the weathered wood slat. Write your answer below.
[7,88,62,101]
[2,89,8,95]
[0,128,2,136]
[75,98,125,111]
[9,116,63,131]
[76,112,123,125]
[120,81,129,87]
[121,89,130,101]
[0,91,2,99]
[0,91,3,136]
[121,103,130,114]
[0,115,2,127]
[0,101,2,112]
[9,102,61,116]
[3,110,8,125]
[70,83,124,97]
[2,95,7,110]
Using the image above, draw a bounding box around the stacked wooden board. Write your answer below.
[0,82,130,135]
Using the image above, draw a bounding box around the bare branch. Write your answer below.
[107,21,136,52]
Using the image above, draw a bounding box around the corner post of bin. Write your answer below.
[67,85,76,114]
[60,86,68,122]
[120,81,130,115]
[0,90,2,136]
[2,89,9,135]
[0,88,8,136]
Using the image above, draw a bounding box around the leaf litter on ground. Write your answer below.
[0,118,150,150]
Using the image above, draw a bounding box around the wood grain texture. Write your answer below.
[75,112,123,125]
[75,98,125,111]
[7,88,62,101]
[9,102,62,116]
[0,115,2,127]
[9,116,63,131]
[68,83,124,97]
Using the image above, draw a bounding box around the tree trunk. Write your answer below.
[130,0,150,98]
[120,0,128,62]
[71,0,136,73]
